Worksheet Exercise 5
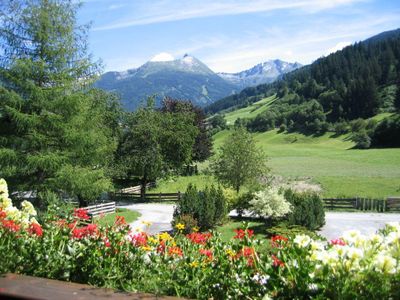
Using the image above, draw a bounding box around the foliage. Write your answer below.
[249,188,292,220]
[95,208,141,227]
[207,29,400,136]
[118,98,198,196]
[0,0,118,206]
[211,127,269,192]
[266,224,320,240]
[284,189,325,230]
[162,97,212,162]
[371,114,400,147]
[173,184,227,230]
[351,130,372,149]
[1,179,400,299]
[395,83,400,112]
[171,214,198,234]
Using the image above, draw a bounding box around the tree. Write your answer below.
[162,97,212,162]
[394,83,400,112]
[211,127,268,193]
[118,98,198,198]
[0,0,118,206]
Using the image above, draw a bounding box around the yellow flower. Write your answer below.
[0,178,9,199]
[226,249,236,258]
[0,197,12,210]
[159,232,172,241]
[147,237,157,244]
[188,261,199,268]
[175,223,185,231]
[192,226,199,232]
[141,246,152,252]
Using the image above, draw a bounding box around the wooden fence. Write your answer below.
[119,182,155,194]
[80,202,116,224]
[111,192,182,203]
[323,197,400,212]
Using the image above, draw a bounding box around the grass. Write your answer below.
[95,208,141,226]
[216,218,269,242]
[151,174,215,193]
[153,127,400,199]
[223,95,276,125]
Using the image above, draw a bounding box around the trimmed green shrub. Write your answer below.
[173,184,227,230]
[284,189,325,230]
[171,214,198,234]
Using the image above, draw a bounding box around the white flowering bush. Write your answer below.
[249,187,292,219]
[0,178,38,227]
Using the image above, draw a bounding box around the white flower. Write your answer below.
[342,230,361,245]
[294,234,312,248]
[374,254,397,274]
[4,206,21,221]
[0,197,12,210]
[21,200,37,216]
[346,247,363,261]
[0,178,9,199]
[386,222,400,233]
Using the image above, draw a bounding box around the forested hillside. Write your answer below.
[206,28,400,147]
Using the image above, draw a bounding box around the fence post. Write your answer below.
[178,191,181,202]
[159,193,162,202]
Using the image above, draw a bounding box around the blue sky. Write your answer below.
[78,0,400,73]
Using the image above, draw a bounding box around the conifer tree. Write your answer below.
[0,0,118,206]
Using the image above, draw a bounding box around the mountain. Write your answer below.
[206,28,400,132]
[95,54,237,111]
[218,59,302,89]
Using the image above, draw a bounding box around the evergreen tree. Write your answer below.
[395,83,400,112]
[0,0,117,206]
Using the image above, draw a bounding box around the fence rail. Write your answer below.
[80,201,116,224]
[111,192,182,202]
[119,182,155,194]
[322,197,399,212]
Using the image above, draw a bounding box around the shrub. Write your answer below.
[234,191,253,216]
[284,189,325,230]
[249,188,292,220]
[333,121,349,135]
[173,184,227,230]
[351,130,371,149]
[171,214,198,234]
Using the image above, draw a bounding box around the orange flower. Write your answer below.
[168,246,183,257]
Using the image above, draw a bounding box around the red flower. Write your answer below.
[272,254,285,267]
[73,208,90,220]
[115,215,126,226]
[330,238,346,246]
[1,219,20,232]
[241,247,255,258]
[157,240,166,253]
[71,224,98,239]
[168,246,183,257]
[103,237,111,248]
[234,229,254,239]
[0,210,6,220]
[129,232,147,247]
[271,235,288,248]
[199,248,213,261]
[27,223,43,237]
[186,232,212,245]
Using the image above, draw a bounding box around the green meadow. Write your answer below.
[154,96,400,199]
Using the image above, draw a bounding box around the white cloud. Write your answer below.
[93,0,367,31]
[150,52,175,62]
[326,41,352,55]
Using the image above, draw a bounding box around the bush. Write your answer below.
[173,184,227,230]
[249,188,292,220]
[351,130,371,149]
[333,121,349,135]
[171,214,198,234]
[284,189,325,230]
[234,191,253,216]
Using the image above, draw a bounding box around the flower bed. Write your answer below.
[0,179,399,299]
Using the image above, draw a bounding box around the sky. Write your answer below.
[77,0,400,73]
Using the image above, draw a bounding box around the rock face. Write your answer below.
[218,59,302,89]
[95,54,237,111]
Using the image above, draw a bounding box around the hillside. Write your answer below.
[206,28,400,122]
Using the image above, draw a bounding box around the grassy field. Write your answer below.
[95,208,141,226]
[223,95,276,125]
[153,128,400,199]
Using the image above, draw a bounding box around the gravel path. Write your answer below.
[319,211,400,240]
[120,203,175,234]
[120,203,400,239]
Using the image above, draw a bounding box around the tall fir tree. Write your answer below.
[0,0,118,206]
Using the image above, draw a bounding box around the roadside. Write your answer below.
[121,203,400,239]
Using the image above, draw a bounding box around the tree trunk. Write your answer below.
[140,175,147,201]
[78,195,88,208]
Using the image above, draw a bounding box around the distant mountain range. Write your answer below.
[95,55,301,111]
[218,60,302,89]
